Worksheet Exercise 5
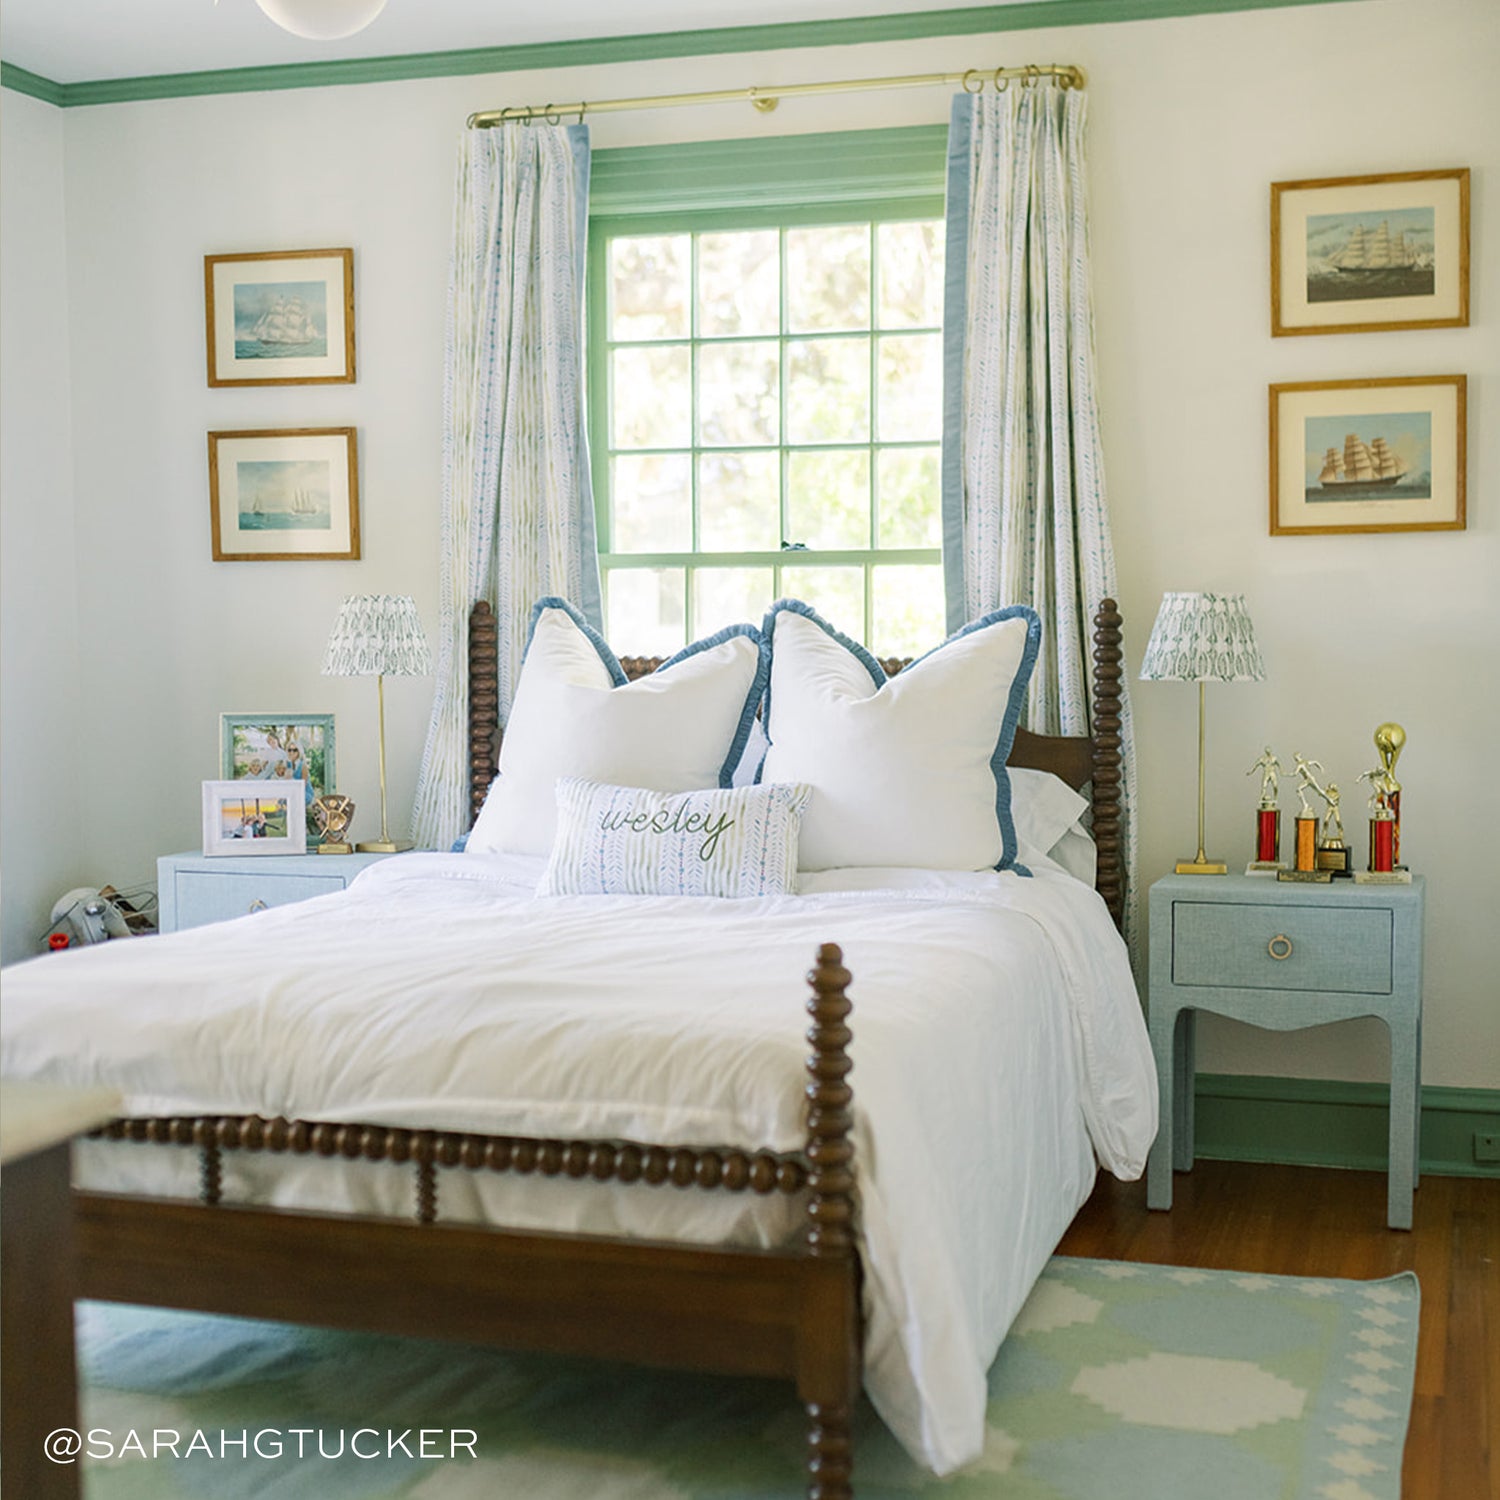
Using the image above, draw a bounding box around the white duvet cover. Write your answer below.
[1,852,1155,1476]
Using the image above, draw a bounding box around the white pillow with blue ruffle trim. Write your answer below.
[759,600,1041,873]
[468,599,768,861]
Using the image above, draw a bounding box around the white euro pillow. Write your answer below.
[759,600,1041,872]
[468,598,768,860]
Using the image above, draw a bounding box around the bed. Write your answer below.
[1,597,1150,1499]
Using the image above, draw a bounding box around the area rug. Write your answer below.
[74,1256,1418,1500]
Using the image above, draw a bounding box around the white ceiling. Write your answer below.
[1,0,1048,87]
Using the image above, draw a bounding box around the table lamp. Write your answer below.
[322,594,432,852]
[1140,591,1265,875]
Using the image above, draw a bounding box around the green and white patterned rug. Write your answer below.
[75,1257,1418,1500]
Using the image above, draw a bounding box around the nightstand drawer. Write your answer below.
[1172,901,1393,995]
[172,870,346,929]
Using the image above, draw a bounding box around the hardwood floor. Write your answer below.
[1057,1161,1500,1500]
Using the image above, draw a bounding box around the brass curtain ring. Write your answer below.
[1023,63,1041,88]
[992,66,1009,92]
[1268,934,1293,961]
[962,69,984,94]
[577,102,588,123]
[543,104,561,125]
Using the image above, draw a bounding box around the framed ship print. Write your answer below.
[208,427,361,561]
[1269,375,1466,535]
[205,248,355,386]
[1271,169,1468,336]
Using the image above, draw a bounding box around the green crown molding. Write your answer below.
[0,62,67,106]
[3,0,1363,109]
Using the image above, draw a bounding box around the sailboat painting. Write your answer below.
[206,249,355,386]
[235,460,334,531]
[1303,412,1431,504]
[232,280,329,359]
[1305,208,1435,305]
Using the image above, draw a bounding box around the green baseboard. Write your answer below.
[1193,1074,1500,1178]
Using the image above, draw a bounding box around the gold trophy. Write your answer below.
[1373,722,1406,867]
[1246,747,1284,875]
[1354,764,1411,883]
[310,793,356,855]
[1279,753,1333,881]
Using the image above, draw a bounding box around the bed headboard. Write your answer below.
[467,600,1125,930]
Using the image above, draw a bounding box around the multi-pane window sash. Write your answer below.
[590,208,946,657]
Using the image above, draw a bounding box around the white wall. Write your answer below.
[0,89,86,961]
[2,0,1495,1089]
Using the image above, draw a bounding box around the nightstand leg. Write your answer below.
[1387,1015,1418,1231]
[1147,1002,1181,1211]
[1175,1009,1196,1171]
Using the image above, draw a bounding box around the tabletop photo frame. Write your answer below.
[201,779,308,857]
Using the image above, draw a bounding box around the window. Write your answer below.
[590,209,946,656]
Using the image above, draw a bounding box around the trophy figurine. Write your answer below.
[1374,722,1406,866]
[311,793,356,855]
[1353,766,1411,883]
[1279,753,1334,881]
[1245,747,1283,874]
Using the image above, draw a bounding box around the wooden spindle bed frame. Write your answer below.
[72,600,1125,1500]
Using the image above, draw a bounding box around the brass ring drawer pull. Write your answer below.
[1268,934,1293,961]
[248,899,269,914]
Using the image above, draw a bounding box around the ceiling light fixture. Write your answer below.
[254,0,389,40]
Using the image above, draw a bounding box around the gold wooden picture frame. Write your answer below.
[205,248,355,386]
[1269,375,1466,536]
[1271,169,1468,337]
[208,427,361,561]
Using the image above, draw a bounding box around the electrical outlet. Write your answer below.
[1475,1132,1500,1164]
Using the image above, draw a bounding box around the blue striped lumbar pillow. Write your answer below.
[538,778,813,899]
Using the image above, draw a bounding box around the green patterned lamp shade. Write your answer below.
[1139,592,1264,684]
[322,594,432,679]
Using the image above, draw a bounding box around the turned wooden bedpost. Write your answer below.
[802,943,858,1500]
[468,600,500,828]
[1091,599,1125,931]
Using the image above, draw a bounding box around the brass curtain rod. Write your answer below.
[466,63,1084,129]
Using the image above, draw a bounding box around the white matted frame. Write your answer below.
[1269,375,1466,536]
[1271,169,1469,337]
[205,248,355,386]
[208,427,360,561]
[202,779,308,856]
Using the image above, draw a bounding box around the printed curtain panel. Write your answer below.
[940,84,1140,938]
[411,123,603,851]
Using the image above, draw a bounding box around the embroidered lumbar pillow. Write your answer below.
[759,599,1041,872]
[468,598,768,860]
[538,778,812,898]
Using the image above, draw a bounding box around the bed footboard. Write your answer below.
[75,945,861,1500]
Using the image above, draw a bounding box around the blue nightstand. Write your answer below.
[1146,872,1425,1230]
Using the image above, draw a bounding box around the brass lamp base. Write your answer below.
[1175,855,1228,875]
[316,842,354,855]
[356,839,411,853]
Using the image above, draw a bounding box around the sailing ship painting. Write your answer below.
[236,459,334,530]
[232,279,329,359]
[1304,412,1431,503]
[1305,207,1435,304]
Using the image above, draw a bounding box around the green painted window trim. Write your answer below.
[2,0,1364,109]
[1193,1073,1500,1180]
[589,145,947,647]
